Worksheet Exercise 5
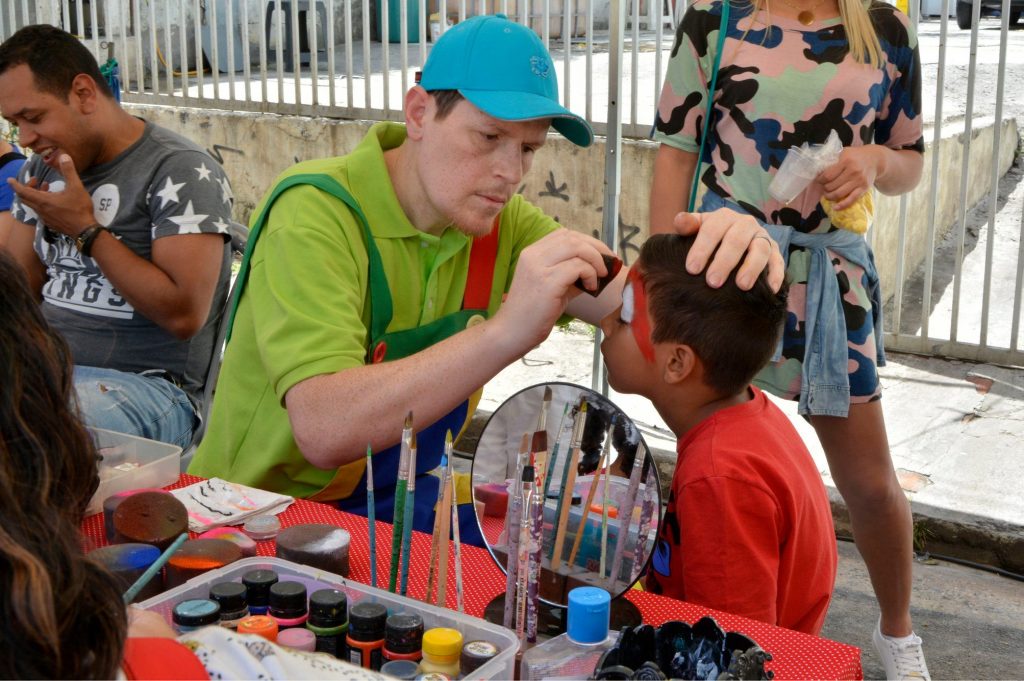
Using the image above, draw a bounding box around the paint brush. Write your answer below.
[388,411,413,593]
[547,403,579,559]
[530,386,553,494]
[600,442,612,579]
[551,401,588,571]
[526,468,544,643]
[436,443,454,608]
[502,433,530,629]
[542,403,571,499]
[567,423,613,569]
[366,444,377,589]
[515,465,535,646]
[449,455,464,613]
[123,532,188,603]
[609,434,645,590]
[425,431,453,604]
[398,431,417,596]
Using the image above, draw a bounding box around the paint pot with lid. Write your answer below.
[307,588,348,658]
[278,627,317,652]
[268,580,308,629]
[209,581,248,628]
[172,598,221,634]
[380,659,421,680]
[418,628,463,677]
[347,601,387,671]
[242,569,278,615]
[383,613,424,663]
[237,615,278,641]
[461,640,500,676]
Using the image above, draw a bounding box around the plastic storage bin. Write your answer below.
[86,428,182,516]
[138,556,519,679]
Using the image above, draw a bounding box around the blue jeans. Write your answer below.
[74,366,197,449]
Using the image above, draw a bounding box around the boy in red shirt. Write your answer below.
[600,233,837,635]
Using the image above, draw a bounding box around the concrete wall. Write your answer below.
[127,103,1020,287]
[873,118,1019,297]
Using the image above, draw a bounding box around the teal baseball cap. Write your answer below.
[418,14,593,148]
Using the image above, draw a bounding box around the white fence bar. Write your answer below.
[362,0,372,111]
[594,0,625,394]
[980,0,1011,348]
[919,0,949,341]
[949,0,981,343]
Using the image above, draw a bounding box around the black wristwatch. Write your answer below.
[74,223,106,257]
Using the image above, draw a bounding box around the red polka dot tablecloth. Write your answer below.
[82,475,862,680]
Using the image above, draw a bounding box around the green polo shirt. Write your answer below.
[189,122,559,498]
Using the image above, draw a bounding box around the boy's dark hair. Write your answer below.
[639,233,789,397]
[0,24,113,101]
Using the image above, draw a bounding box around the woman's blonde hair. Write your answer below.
[742,0,884,66]
[837,0,884,66]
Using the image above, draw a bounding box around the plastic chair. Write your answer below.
[265,0,328,71]
[180,221,249,472]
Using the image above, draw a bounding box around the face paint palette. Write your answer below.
[112,490,189,551]
[275,524,351,577]
[88,543,164,603]
[165,538,244,589]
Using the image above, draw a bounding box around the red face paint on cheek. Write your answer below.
[626,268,656,362]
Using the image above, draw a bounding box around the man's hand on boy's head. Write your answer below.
[495,228,613,349]
[674,208,785,293]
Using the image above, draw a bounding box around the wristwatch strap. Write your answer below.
[75,223,106,257]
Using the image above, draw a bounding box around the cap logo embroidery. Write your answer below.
[530,55,550,78]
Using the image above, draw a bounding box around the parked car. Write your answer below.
[956,0,1023,29]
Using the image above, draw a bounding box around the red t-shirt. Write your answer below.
[122,638,208,680]
[646,387,837,635]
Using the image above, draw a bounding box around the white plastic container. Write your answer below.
[137,556,519,680]
[86,428,182,516]
[768,148,821,204]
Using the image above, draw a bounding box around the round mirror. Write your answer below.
[470,382,662,613]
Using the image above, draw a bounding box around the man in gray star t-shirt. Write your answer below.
[0,25,231,448]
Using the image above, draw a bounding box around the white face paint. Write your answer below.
[621,280,635,324]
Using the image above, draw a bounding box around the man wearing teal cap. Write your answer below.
[190,14,779,533]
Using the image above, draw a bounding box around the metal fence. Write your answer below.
[22,0,684,138]
[8,0,1024,367]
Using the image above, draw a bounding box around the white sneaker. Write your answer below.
[872,620,931,680]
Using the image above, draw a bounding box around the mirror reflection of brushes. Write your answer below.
[469,382,663,643]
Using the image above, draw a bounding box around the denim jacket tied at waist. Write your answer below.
[699,191,886,418]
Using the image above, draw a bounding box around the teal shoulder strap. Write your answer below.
[688,0,731,212]
[225,173,393,343]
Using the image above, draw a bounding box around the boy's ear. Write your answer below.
[404,86,431,141]
[662,343,697,386]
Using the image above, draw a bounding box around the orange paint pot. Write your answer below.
[238,615,278,641]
